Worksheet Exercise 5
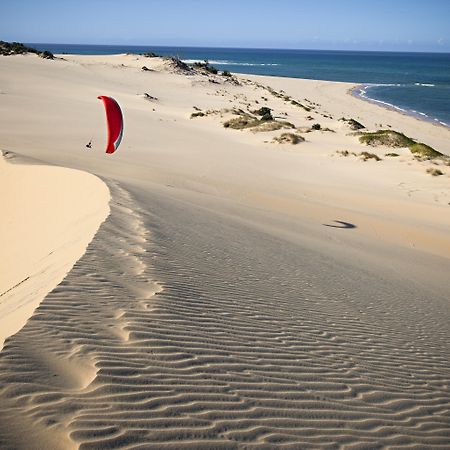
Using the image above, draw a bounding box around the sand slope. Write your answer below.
[0,53,449,449]
[0,152,110,350]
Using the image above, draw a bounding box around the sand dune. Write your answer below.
[0,152,109,350]
[0,53,449,449]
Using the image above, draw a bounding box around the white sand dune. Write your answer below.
[0,53,449,449]
[0,152,110,351]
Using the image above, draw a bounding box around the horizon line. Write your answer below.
[25,41,450,55]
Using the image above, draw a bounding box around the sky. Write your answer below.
[1,0,450,52]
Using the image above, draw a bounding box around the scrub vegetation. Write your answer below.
[359,129,443,159]
[223,110,295,132]
[273,133,305,145]
[0,41,54,59]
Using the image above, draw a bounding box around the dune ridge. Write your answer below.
[0,152,110,350]
[0,179,449,449]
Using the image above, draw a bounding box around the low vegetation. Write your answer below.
[359,129,443,159]
[142,92,158,101]
[311,123,321,130]
[426,168,444,176]
[336,150,381,161]
[360,151,381,161]
[190,112,205,118]
[223,114,261,130]
[273,133,305,145]
[340,117,365,130]
[253,107,273,121]
[223,110,295,132]
[291,100,311,112]
[385,152,400,157]
[336,150,352,157]
[409,143,443,159]
[222,70,232,77]
[164,56,192,73]
[193,60,218,75]
[0,41,54,59]
[141,51,159,58]
[359,130,414,147]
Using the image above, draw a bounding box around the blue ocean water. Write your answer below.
[29,44,450,126]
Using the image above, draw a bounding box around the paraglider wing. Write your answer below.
[97,96,124,154]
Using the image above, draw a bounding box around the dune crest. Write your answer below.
[0,153,110,350]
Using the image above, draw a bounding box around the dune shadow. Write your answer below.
[323,220,357,229]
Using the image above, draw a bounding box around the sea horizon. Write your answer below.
[28,43,450,127]
[25,42,450,55]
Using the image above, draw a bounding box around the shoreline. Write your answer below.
[350,83,449,130]
[44,46,450,130]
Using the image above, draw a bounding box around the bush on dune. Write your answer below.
[0,41,54,59]
[274,133,305,145]
[359,130,414,147]
[359,129,444,159]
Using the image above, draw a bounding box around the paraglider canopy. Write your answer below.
[97,96,124,154]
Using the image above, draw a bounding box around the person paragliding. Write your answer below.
[89,96,124,154]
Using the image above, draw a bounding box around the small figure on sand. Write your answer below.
[85,140,92,149]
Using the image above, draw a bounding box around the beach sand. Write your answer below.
[0,53,449,449]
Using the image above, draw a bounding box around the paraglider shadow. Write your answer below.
[323,220,357,229]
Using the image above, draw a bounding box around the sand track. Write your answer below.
[0,180,448,449]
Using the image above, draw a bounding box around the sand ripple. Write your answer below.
[0,182,449,449]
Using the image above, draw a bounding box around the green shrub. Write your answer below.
[260,112,273,122]
[0,41,54,59]
[40,50,54,59]
[359,130,443,159]
[409,143,443,159]
[223,115,260,129]
[359,130,415,147]
[193,60,218,74]
[254,106,272,116]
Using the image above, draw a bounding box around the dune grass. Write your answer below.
[359,129,443,159]
[224,110,295,132]
[360,151,381,161]
[273,133,305,145]
[340,117,365,130]
[359,130,414,147]
[409,143,443,159]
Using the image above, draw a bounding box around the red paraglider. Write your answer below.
[97,96,124,154]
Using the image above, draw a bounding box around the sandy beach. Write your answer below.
[0,52,449,449]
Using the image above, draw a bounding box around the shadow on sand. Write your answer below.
[323,220,357,229]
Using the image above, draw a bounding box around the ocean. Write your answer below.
[29,44,450,127]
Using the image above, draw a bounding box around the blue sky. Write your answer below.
[2,0,449,52]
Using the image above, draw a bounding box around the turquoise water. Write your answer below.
[30,44,450,127]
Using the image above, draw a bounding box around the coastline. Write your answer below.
[28,43,450,128]
[350,83,450,129]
